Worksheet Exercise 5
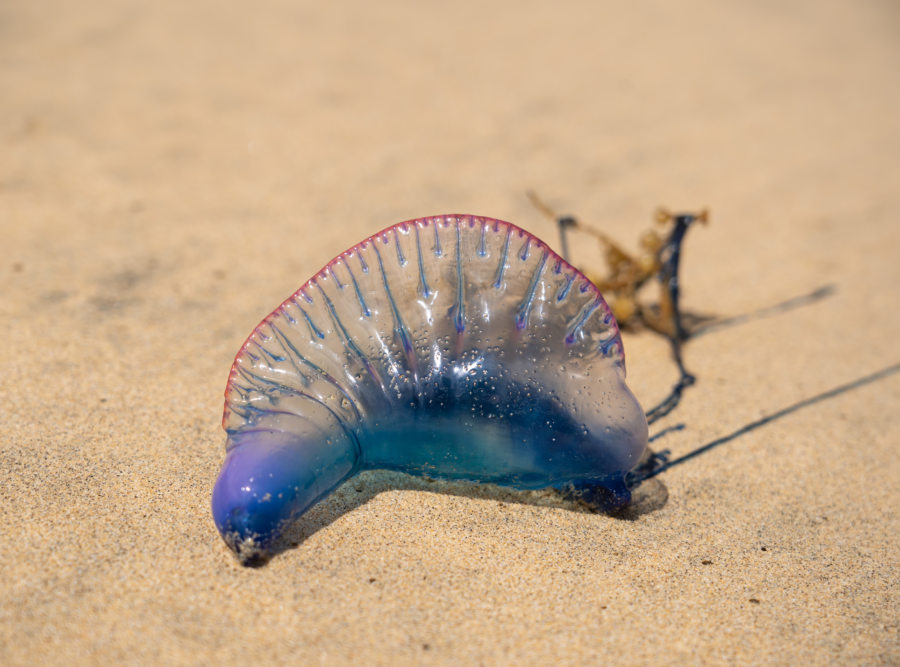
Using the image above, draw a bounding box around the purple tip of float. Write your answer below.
[212,430,357,561]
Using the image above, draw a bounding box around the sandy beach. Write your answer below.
[2,0,898,663]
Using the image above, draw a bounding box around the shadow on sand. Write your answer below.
[249,472,669,564]
[251,359,899,565]
[242,284,896,566]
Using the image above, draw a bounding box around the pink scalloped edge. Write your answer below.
[222,214,624,428]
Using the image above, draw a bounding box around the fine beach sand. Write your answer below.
[2,1,898,663]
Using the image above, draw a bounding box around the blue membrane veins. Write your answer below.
[214,216,647,562]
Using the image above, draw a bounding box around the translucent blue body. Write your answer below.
[213,216,648,561]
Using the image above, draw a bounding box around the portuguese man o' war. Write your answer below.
[212,215,649,562]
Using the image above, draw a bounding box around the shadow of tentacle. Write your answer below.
[633,362,900,485]
[636,284,836,341]
[250,471,670,564]
[643,284,839,425]
[691,284,837,338]
[649,423,685,443]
